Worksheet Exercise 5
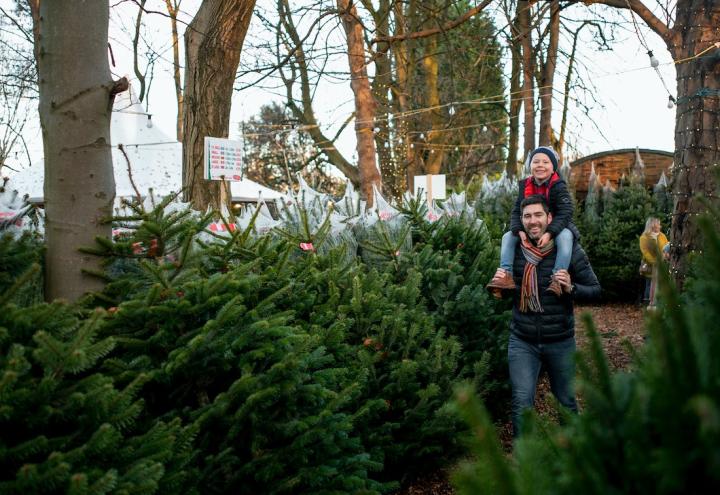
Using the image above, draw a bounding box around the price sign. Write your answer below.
[204,137,243,181]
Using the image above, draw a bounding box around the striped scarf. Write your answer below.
[519,238,555,313]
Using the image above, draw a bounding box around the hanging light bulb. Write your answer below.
[448,104,455,116]
[648,50,659,68]
[482,125,487,133]
[667,95,675,109]
[146,114,153,128]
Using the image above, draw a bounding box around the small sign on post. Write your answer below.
[204,137,243,181]
[413,174,446,204]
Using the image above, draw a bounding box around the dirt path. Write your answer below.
[396,302,646,495]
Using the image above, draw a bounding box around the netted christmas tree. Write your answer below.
[653,171,673,227]
[474,172,517,239]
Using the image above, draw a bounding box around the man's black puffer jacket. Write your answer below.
[510,241,601,343]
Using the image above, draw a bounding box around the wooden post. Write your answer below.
[426,173,433,208]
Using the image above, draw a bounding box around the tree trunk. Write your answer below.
[537,0,559,146]
[35,0,118,301]
[165,0,183,141]
[423,35,445,175]
[182,0,256,211]
[368,0,400,198]
[558,24,584,168]
[278,0,360,187]
[133,0,148,102]
[518,0,535,157]
[337,0,382,205]
[506,15,522,177]
[668,0,720,286]
[391,0,417,192]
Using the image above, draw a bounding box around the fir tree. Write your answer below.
[587,184,653,299]
[0,269,193,494]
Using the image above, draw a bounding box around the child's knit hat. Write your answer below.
[529,146,559,172]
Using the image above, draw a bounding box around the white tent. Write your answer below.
[7,88,281,204]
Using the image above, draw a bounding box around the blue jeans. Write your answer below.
[499,231,518,272]
[553,228,573,273]
[508,333,578,438]
[499,228,573,274]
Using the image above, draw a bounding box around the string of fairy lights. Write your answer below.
[105,10,719,215]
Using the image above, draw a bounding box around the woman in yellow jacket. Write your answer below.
[639,217,669,308]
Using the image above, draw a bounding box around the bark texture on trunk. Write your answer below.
[668,0,720,286]
[507,15,522,177]
[368,0,401,198]
[165,0,184,141]
[338,0,382,205]
[537,0,559,146]
[518,0,535,157]
[182,0,256,211]
[391,0,418,192]
[423,35,445,175]
[36,0,117,301]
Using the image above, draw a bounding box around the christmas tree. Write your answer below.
[0,266,194,494]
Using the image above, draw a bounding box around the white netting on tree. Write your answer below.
[0,181,39,237]
[654,171,672,216]
[630,147,646,186]
[584,163,602,226]
[602,179,616,211]
[438,191,474,218]
[475,171,516,221]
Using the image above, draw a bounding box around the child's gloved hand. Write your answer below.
[537,232,552,248]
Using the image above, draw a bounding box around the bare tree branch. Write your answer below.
[581,0,673,43]
[371,0,494,44]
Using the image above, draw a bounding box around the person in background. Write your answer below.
[639,217,669,309]
[486,146,579,298]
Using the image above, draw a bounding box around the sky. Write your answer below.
[2,0,678,174]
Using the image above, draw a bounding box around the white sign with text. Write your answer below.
[204,137,243,181]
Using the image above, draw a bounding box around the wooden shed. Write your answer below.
[567,148,673,199]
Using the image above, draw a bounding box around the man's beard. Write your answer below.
[526,229,544,243]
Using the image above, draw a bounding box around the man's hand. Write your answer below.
[492,268,505,280]
[537,232,552,248]
[518,231,528,243]
[554,269,573,293]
